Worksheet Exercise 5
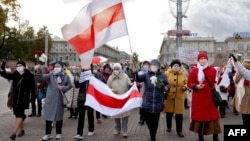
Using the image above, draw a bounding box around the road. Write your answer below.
[0,76,243,141]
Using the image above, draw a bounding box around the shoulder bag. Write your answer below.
[204,76,223,107]
[7,78,23,109]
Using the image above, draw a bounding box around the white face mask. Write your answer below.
[150,66,158,72]
[93,70,98,73]
[16,66,24,75]
[172,66,180,72]
[142,65,149,71]
[113,70,120,76]
[53,67,62,75]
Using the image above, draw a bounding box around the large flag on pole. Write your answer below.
[85,77,142,116]
[61,0,128,68]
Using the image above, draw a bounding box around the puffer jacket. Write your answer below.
[136,71,170,113]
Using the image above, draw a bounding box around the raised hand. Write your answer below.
[1,60,6,71]
[229,54,237,62]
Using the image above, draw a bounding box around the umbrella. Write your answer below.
[92,56,108,64]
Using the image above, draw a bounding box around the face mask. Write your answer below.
[150,66,158,72]
[172,66,180,71]
[53,67,62,75]
[142,65,149,71]
[16,66,24,75]
[113,70,120,76]
[93,70,98,73]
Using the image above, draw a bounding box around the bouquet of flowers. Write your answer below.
[34,50,47,64]
[150,75,164,89]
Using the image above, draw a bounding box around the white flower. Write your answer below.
[39,57,45,62]
[35,54,38,58]
[41,53,47,60]
[150,76,157,86]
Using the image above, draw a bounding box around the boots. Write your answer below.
[213,134,220,141]
[198,133,205,141]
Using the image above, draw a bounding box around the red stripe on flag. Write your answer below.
[68,26,95,54]
[87,84,141,109]
[92,3,125,33]
[68,3,125,55]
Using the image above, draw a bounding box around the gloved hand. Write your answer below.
[229,54,237,62]
[1,60,6,71]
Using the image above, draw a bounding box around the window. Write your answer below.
[247,44,250,51]
[217,47,222,51]
[238,44,244,51]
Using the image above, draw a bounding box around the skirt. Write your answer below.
[189,120,221,135]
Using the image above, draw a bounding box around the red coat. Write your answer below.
[187,66,220,121]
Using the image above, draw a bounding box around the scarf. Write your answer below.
[197,62,208,83]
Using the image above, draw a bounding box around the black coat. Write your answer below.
[1,70,36,109]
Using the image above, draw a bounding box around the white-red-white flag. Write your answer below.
[85,77,142,116]
[61,0,128,69]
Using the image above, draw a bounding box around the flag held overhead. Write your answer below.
[61,0,128,69]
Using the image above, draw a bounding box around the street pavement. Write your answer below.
[0,76,242,141]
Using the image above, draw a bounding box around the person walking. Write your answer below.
[40,61,73,141]
[164,59,187,137]
[0,60,36,140]
[134,59,170,141]
[187,52,221,141]
[107,63,132,138]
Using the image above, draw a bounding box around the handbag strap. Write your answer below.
[204,75,214,89]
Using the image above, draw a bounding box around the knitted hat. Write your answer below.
[16,60,26,67]
[150,59,161,68]
[112,63,122,70]
[170,59,181,67]
[197,52,208,60]
[53,61,64,68]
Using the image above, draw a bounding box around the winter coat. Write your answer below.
[164,69,187,114]
[236,62,250,80]
[187,66,220,121]
[107,71,132,118]
[136,71,170,113]
[232,74,250,114]
[0,69,36,110]
[75,79,89,108]
[42,73,72,121]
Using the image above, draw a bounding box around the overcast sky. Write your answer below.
[13,0,250,61]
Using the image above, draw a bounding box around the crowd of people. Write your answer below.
[0,52,249,141]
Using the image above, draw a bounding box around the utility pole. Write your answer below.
[45,31,49,67]
[176,0,182,59]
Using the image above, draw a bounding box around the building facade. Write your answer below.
[159,36,250,65]
[50,39,130,65]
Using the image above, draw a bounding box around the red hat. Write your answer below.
[197,52,208,60]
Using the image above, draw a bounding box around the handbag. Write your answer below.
[60,90,69,106]
[204,76,223,106]
[7,92,14,109]
[7,78,23,109]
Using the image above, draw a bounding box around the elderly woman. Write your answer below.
[230,56,250,126]
[188,52,221,141]
[164,59,187,138]
[107,63,132,138]
[41,61,72,141]
[134,59,170,141]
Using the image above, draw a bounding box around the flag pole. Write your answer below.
[121,1,135,68]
